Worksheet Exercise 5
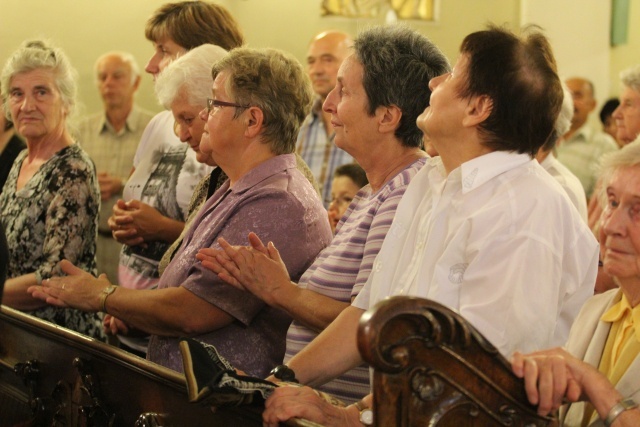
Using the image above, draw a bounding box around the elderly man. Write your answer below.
[556,77,617,198]
[261,26,598,426]
[77,52,154,284]
[612,65,640,146]
[297,30,354,206]
[536,83,588,221]
[30,48,332,377]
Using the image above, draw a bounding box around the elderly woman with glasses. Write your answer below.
[0,40,104,339]
[512,142,640,426]
[29,47,332,377]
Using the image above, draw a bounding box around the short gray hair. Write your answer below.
[94,51,141,85]
[1,39,78,121]
[353,26,450,148]
[155,44,227,109]
[598,140,640,207]
[211,48,313,155]
[621,64,640,93]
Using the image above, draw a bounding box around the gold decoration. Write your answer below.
[321,0,433,20]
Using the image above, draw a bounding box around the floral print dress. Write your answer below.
[0,144,105,340]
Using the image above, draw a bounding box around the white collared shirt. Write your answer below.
[354,151,598,356]
[539,154,588,223]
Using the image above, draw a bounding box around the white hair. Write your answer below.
[155,44,227,109]
[621,64,640,93]
[94,51,141,85]
[1,39,78,121]
[554,81,574,138]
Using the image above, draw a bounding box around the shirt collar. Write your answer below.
[231,153,297,194]
[567,124,593,143]
[601,291,640,342]
[98,106,142,135]
[458,151,533,194]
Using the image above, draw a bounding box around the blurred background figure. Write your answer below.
[327,163,368,233]
[76,51,154,285]
[556,77,617,199]
[612,64,640,146]
[297,30,354,207]
[0,40,104,340]
[536,82,588,222]
[600,97,622,147]
[0,94,25,193]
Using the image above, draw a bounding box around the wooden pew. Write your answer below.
[0,306,319,426]
[357,296,558,427]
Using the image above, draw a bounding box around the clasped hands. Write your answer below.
[108,199,163,247]
[196,232,292,305]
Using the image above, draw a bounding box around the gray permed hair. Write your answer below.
[1,39,78,121]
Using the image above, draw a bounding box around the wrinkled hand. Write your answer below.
[108,199,143,246]
[196,232,292,305]
[97,172,124,201]
[263,385,354,427]
[103,314,130,335]
[109,199,170,247]
[27,260,110,312]
[511,347,596,416]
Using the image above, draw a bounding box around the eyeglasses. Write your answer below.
[207,98,250,115]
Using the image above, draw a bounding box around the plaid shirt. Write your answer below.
[296,98,353,206]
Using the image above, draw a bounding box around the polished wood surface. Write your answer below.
[0,306,266,426]
[358,296,558,427]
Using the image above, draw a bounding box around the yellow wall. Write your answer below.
[610,0,640,96]
[0,0,635,122]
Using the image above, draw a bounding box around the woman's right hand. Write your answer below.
[103,314,130,335]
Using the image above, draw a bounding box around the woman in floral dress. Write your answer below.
[0,40,103,340]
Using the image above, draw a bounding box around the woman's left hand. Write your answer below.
[27,259,110,312]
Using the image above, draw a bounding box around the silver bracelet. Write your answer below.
[604,398,638,427]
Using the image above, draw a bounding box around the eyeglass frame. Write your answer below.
[207,98,251,115]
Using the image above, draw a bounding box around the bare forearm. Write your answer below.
[3,273,45,310]
[583,373,640,426]
[287,305,364,386]
[153,217,184,244]
[272,285,350,332]
[105,286,233,337]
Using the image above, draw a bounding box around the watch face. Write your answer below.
[360,409,373,425]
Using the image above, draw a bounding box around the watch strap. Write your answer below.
[604,398,638,427]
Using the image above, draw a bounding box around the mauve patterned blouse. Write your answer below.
[148,153,332,375]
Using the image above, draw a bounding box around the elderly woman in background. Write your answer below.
[0,96,25,192]
[0,40,103,339]
[30,47,332,377]
[108,0,244,298]
[512,142,640,426]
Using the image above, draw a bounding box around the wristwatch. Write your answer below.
[604,397,638,427]
[269,365,298,383]
[100,285,117,313]
[354,399,373,426]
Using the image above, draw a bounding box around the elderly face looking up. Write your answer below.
[155,43,227,166]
